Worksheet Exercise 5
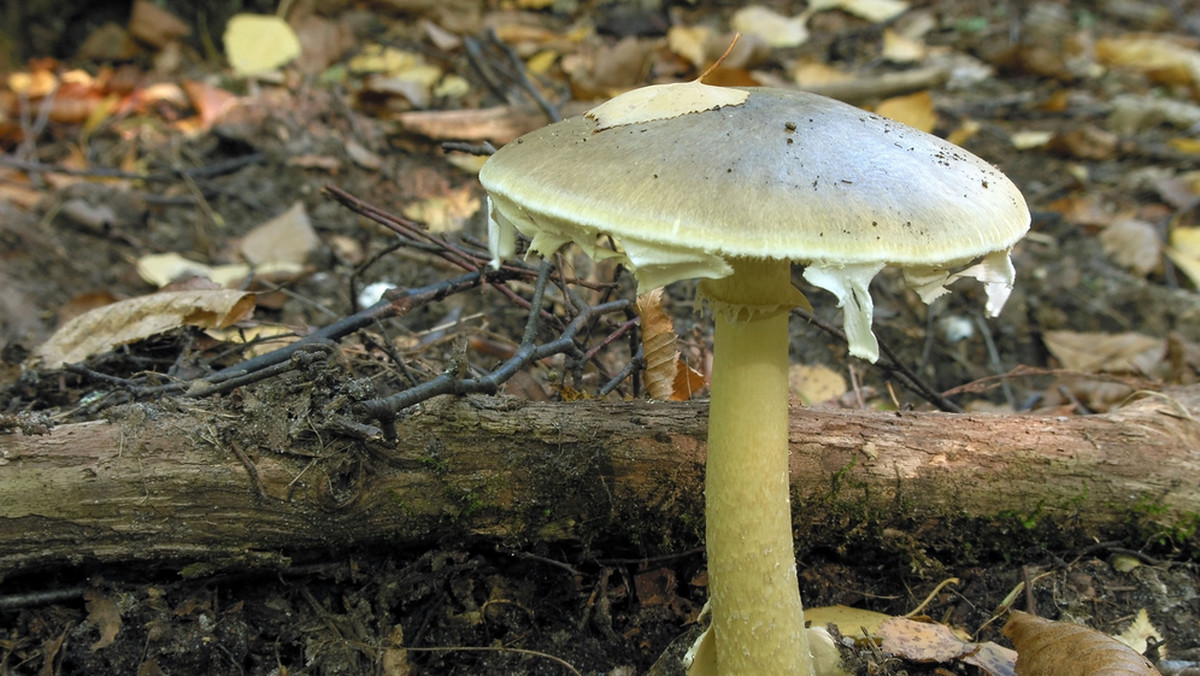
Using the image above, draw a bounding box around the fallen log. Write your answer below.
[2,388,1198,576]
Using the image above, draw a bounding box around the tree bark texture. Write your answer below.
[2,389,1199,577]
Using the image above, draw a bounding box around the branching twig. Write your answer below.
[359,261,631,437]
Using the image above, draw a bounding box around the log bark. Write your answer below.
[2,388,1199,576]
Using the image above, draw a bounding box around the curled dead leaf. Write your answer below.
[636,289,705,401]
[35,290,256,366]
[1002,610,1160,676]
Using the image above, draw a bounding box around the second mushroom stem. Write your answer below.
[704,258,812,674]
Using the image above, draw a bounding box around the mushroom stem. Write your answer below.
[703,258,811,674]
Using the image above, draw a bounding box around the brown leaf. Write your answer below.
[634,567,677,607]
[35,290,256,366]
[879,617,975,663]
[671,359,707,401]
[1096,34,1200,87]
[127,0,190,48]
[180,80,239,131]
[240,201,319,267]
[1046,125,1120,160]
[879,617,1017,676]
[1002,610,1160,676]
[84,589,122,651]
[637,289,681,401]
[1042,331,1165,375]
[636,289,705,401]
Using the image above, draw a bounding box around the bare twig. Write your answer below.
[358,261,632,437]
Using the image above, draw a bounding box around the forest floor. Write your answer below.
[3,0,1200,674]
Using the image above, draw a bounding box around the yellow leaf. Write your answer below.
[792,59,852,87]
[805,605,893,636]
[585,81,748,131]
[1166,226,1200,288]
[224,14,302,76]
[788,364,846,404]
[1168,137,1200,154]
[205,324,298,358]
[667,25,713,68]
[874,91,937,132]
[882,28,926,63]
[525,50,559,75]
[947,118,980,146]
[1113,609,1164,656]
[1096,34,1200,86]
[401,186,480,234]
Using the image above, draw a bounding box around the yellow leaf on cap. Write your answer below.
[585,81,748,131]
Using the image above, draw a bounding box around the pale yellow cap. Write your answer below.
[480,83,1030,361]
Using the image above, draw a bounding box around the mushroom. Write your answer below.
[480,82,1029,674]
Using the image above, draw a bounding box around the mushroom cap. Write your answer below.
[480,85,1030,360]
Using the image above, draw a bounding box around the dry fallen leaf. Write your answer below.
[879,617,976,663]
[804,605,893,637]
[667,25,714,68]
[401,186,480,234]
[809,0,910,24]
[1047,125,1120,160]
[180,79,239,132]
[127,0,190,49]
[879,617,1017,676]
[1009,129,1055,150]
[240,201,319,267]
[1096,33,1200,87]
[137,252,258,288]
[205,324,298,358]
[882,27,926,63]
[1114,609,1165,657]
[636,289,706,401]
[1099,219,1162,277]
[35,290,256,366]
[788,364,846,404]
[1042,330,1165,375]
[874,91,937,132]
[84,589,122,651]
[731,6,810,49]
[1002,610,1159,676]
